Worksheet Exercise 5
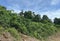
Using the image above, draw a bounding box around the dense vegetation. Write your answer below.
[0,5,60,40]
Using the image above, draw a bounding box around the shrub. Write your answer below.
[24,22,57,39]
[0,26,4,34]
[6,28,21,40]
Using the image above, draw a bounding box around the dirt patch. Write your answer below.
[21,34,40,41]
[47,32,60,41]
[0,32,16,41]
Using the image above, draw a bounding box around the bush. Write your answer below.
[0,26,4,34]
[6,28,21,40]
[24,22,57,39]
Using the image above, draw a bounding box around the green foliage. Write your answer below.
[41,15,52,23]
[25,22,57,39]
[0,26,4,34]
[0,5,6,10]
[0,5,58,40]
[54,18,60,25]
[6,28,20,40]
[24,11,34,19]
[33,14,41,22]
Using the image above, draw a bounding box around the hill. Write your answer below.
[0,5,60,41]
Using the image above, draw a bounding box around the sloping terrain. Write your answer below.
[0,32,40,41]
[0,32,16,41]
[21,34,40,41]
[0,31,60,41]
[47,31,60,41]
[21,31,60,41]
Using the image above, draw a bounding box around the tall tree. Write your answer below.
[41,15,52,23]
[54,18,60,25]
[24,11,33,19]
[33,14,41,22]
[19,10,24,16]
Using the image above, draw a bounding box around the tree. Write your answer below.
[41,15,52,23]
[19,10,24,16]
[0,6,12,27]
[0,5,6,10]
[24,11,34,19]
[33,14,41,22]
[54,18,60,25]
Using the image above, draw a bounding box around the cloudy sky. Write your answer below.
[0,0,60,20]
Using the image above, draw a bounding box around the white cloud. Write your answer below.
[40,9,60,21]
[51,0,60,5]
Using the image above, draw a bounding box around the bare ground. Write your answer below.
[47,31,60,41]
[21,31,60,41]
[21,34,40,41]
[0,32,16,41]
[0,32,60,41]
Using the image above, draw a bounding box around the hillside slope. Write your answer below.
[0,32,16,41]
[0,32,60,41]
[21,31,60,41]
[47,31,60,41]
[21,34,40,41]
[0,32,40,41]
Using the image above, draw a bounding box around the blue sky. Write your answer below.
[0,0,60,20]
